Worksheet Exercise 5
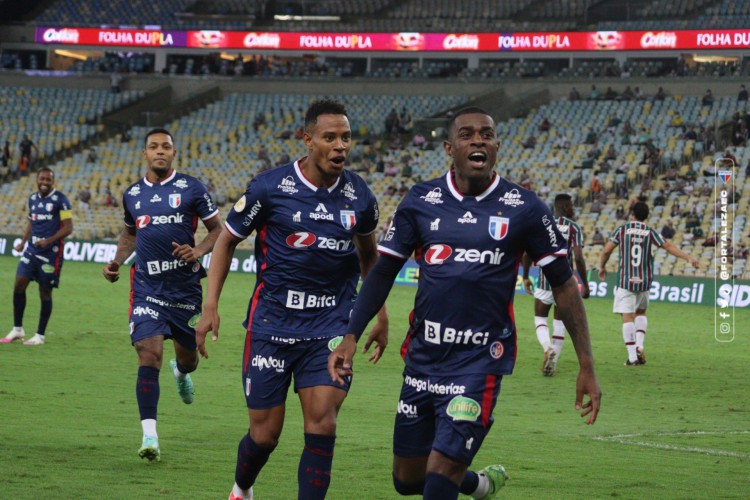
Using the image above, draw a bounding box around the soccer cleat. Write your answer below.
[636,347,647,365]
[170,359,194,404]
[22,334,45,346]
[476,464,508,500]
[228,485,254,500]
[0,328,25,343]
[542,347,557,377]
[138,435,160,462]
[624,359,642,366]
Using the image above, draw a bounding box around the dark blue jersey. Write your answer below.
[26,189,73,256]
[225,160,379,340]
[122,171,218,302]
[379,172,567,376]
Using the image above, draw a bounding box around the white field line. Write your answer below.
[593,430,750,459]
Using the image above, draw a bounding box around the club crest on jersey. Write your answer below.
[340,210,356,230]
[169,193,181,208]
[488,216,509,240]
[46,203,54,212]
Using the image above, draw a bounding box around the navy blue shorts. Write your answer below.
[16,251,63,288]
[393,366,502,465]
[128,297,201,350]
[241,334,351,410]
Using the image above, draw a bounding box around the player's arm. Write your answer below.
[521,252,534,294]
[598,241,617,280]
[661,239,700,268]
[546,261,601,425]
[354,232,390,363]
[195,227,242,358]
[171,213,222,262]
[103,225,136,283]
[573,246,590,298]
[14,220,31,252]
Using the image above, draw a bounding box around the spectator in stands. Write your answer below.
[87,147,97,164]
[616,182,628,200]
[604,145,617,161]
[569,87,581,101]
[554,133,570,149]
[684,208,701,229]
[18,135,38,174]
[654,87,666,101]
[615,204,626,220]
[412,133,426,148]
[538,182,551,197]
[569,172,583,188]
[385,109,399,135]
[538,117,551,133]
[701,89,714,106]
[739,84,749,102]
[702,232,717,247]
[620,86,635,101]
[683,127,698,141]
[634,87,644,100]
[2,140,11,170]
[653,189,666,207]
[400,162,413,178]
[722,148,738,167]
[590,172,603,196]
[77,187,92,219]
[590,198,603,214]
[399,108,413,134]
[591,228,605,246]
[584,128,598,145]
[522,134,537,149]
[604,87,618,100]
[110,72,122,93]
[384,161,398,177]
[736,243,748,260]
[671,112,684,130]
[661,220,676,239]
[589,85,600,100]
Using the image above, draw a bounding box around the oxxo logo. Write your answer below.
[252,355,285,373]
[397,400,418,418]
[424,320,490,346]
[446,396,481,422]
[424,244,505,266]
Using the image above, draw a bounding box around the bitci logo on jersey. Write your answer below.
[136,215,151,228]
[286,231,316,248]
[425,244,452,264]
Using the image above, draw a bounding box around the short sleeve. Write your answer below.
[377,195,418,260]
[224,176,268,240]
[524,199,568,266]
[192,181,219,220]
[356,189,379,236]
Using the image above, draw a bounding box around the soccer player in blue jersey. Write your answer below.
[329,107,601,500]
[102,128,222,461]
[2,167,73,346]
[196,99,388,500]
[599,201,699,365]
[522,193,590,376]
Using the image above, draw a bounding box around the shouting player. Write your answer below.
[522,193,589,376]
[196,99,388,500]
[329,107,601,500]
[103,128,221,461]
[2,167,73,346]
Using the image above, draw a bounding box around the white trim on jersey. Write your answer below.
[143,169,177,187]
[445,171,500,201]
[224,221,246,239]
[293,160,341,193]
[377,245,408,260]
[537,249,569,267]
[201,209,220,221]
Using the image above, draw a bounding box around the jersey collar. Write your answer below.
[446,171,499,202]
[294,159,341,193]
[38,188,57,199]
[143,170,177,187]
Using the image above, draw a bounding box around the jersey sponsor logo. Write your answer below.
[420,187,444,205]
[242,200,262,226]
[488,216,509,241]
[458,211,477,224]
[277,176,299,194]
[136,215,151,228]
[292,211,301,222]
[132,305,159,319]
[145,295,197,311]
[41,264,55,274]
[286,231,316,248]
[51,195,59,201]
[424,244,505,266]
[328,336,343,351]
[340,210,356,230]
[150,194,162,203]
[546,224,558,246]
[128,185,140,196]
[146,259,188,275]
[188,314,201,328]
[136,213,184,227]
[173,178,188,189]
[404,374,466,395]
[397,400,418,418]
[430,218,440,231]
[135,201,141,210]
[286,290,337,309]
[234,195,247,212]
[203,193,216,212]
[424,320,490,346]
[251,354,286,372]
[626,228,651,236]
[489,341,504,359]
[446,396,481,422]
[499,188,525,207]
[32,213,55,221]
[169,193,181,208]
[245,377,251,396]
[20,256,30,264]
[310,203,334,221]
[342,182,358,201]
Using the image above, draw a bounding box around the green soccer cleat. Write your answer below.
[476,464,508,499]
[138,435,160,462]
[170,359,194,404]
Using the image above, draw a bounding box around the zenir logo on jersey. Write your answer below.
[488,216,509,241]
[340,210,356,230]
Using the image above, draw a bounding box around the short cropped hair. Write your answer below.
[304,99,348,132]
[143,128,174,147]
[447,107,493,137]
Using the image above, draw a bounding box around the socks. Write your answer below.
[236,434,275,491]
[136,366,160,423]
[37,298,52,336]
[534,316,551,351]
[298,433,335,500]
[13,291,26,328]
[552,319,565,357]
[173,359,194,379]
[623,322,637,362]
[392,474,424,495]
[424,472,459,500]
[634,316,648,350]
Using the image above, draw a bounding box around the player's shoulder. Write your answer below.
[169,172,203,187]
[124,177,145,197]
[405,174,447,201]
[496,177,547,212]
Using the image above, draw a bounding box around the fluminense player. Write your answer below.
[599,201,699,365]
[2,167,73,346]
[522,193,589,376]
[196,100,388,500]
[329,107,601,500]
[102,128,221,461]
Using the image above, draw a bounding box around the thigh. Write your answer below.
[168,306,200,352]
[292,336,352,393]
[393,370,435,460]
[635,291,649,311]
[248,405,286,447]
[243,336,294,410]
[298,385,347,435]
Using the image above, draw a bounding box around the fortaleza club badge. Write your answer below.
[169,193,181,208]
[340,210,356,230]
[488,216,509,241]
[446,396,481,421]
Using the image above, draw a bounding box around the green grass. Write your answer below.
[0,257,748,499]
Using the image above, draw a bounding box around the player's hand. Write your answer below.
[363,315,388,364]
[598,269,607,281]
[195,305,219,359]
[523,277,534,294]
[581,284,591,299]
[34,238,48,249]
[13,242,24,252]
[103,260,120,283]
[172,242,201,262]
[689,257,700,269]
[575,367,601,425]
[328,334,357,386]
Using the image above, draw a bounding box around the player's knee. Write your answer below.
[248,430,280,449]
[393,474,424,496]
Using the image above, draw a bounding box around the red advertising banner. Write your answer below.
[35,27,750,52]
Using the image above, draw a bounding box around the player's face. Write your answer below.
[142,133,176,179]
[444,113,498,188]
[303,114,351,186]
[36,171,54,196]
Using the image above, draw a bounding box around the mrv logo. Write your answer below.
[252,355,285,372]
[424,320,489,345]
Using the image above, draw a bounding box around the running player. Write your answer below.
[2,167,73,346]
[196,99,388,500]
[329,107,601,500]
[103,128,221,461]
[522,193,589,376]
[599,201,700,365]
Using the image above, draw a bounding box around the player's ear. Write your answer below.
[443,140,453,157]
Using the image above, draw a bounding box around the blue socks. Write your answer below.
[136,366,160,420]
[424,472,459,499]
[13,291,25,327]
[297,433,335,500]
[38,298,52,336]
[235,434,275,490]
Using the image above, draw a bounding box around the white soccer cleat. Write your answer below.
[542,347,557,377]
[0,328,25,343]
[23,334,45,346]
[228,485,253,500]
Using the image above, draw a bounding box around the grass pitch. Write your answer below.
[0,257,747,499]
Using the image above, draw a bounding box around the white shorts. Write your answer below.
[534,288,555,306]
[613,287,649,314]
